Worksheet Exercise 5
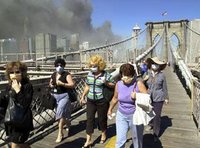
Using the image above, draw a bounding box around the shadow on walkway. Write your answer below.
[130,116,172,148]
[160,115,172,137]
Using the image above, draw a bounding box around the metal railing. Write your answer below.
[193,79,200,131]
[171,47,200,131]
[0,73,87,146]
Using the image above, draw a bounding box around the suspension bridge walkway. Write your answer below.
[0,19,200,147]
[24,66,198,148]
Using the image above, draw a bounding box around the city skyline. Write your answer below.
[0,0,199,43]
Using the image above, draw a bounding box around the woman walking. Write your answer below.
[49,58,75,143]
[146,57,169,142]
[0,61,33,148]
[107,63,147,148]
[80,55,115,148]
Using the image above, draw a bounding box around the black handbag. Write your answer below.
[68,88,78,102]
[103,85,114,102]
[102,72,114,102]
[41,88,56,110]
[0,107,5,123]
[4,97,31,128]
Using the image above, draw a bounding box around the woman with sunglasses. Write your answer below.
[0,61,33,148]
[49,58,75,143]
[107,63,147,148]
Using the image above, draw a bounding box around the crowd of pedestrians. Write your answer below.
[0,55,169,148]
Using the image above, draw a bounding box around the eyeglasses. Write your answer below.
[10,71,21,74]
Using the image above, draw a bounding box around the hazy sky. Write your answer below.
[91,0,200,37]
[0,0,199,42]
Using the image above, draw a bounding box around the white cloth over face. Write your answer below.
[133,93,156,126]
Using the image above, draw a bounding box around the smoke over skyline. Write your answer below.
[0,0,120,45]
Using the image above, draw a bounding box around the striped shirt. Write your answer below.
[86,71,114,100]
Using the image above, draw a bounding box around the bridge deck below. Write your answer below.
[5,67,199,148]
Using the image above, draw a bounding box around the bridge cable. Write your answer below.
[185,23,200,36]
[135,29,165,62]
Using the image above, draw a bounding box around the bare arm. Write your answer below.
[49,78,54,88]
[80,83,90,104]
[105,81,115,88]
[65,74,75,88]
[137,80,148,93]
[107,84,118,115]
[131,80,147,99]
[56,74,75,88]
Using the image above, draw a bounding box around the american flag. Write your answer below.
[162,11,167,16]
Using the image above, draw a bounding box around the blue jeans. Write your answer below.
[116,111,144,148]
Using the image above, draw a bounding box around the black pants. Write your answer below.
[86,99,109,134]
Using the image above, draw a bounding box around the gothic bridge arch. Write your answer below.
[145,20,189,61]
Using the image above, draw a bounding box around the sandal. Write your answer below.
[82,141,92,148]
[100,139,106,144]
[55,133,64,143]
[100,136,106,144]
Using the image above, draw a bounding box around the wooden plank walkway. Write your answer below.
[4,67,199,148]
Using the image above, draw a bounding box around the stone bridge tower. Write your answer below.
[145,20,189,61]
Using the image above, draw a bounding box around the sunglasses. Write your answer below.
[10,71,21,74]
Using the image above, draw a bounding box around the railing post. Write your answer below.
[80,50,82,68]
[191,79,194,120]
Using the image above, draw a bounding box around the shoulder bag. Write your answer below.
[103,71,114,102]
[4,97,31,128]
[68,88,78,102]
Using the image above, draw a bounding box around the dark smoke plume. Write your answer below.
[0,0,120,44]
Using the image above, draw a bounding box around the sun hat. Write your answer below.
[146,57,167,70]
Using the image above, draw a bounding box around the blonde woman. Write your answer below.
[80,55,115,148]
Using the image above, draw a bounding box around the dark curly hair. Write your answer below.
[119,63,135,77]
[54,58,66,67]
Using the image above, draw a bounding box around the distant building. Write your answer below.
[0,38,37,62]
[57,37,70,53]
[19,39,29,54]
[35,33,57,58]
[18,38,29,60]
[70,34,79,51]
[28,37,36,59]
[82,41,89,50]
[67,33,80,61]
[0,38,18,61]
